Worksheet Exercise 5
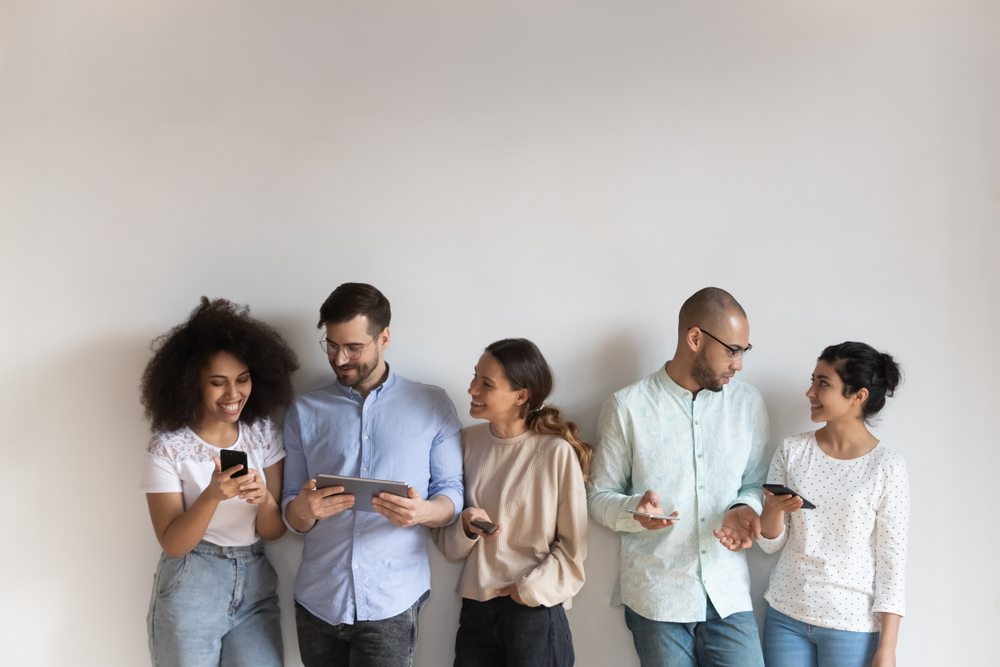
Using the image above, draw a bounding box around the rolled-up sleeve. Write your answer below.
[427,395,464,525]
[280,403,310,535]
[873,460,909,617]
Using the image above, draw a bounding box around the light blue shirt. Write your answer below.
[282,368,464,625]
[586,364,770,622]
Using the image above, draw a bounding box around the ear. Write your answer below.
[379,327,391,351]
[853,387,869,407]
[685,327,701,353]
[515,388,529,406]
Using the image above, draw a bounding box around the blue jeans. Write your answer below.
[147,540,283,667]
[295,599,419,667]
[624,599,764,667]
[762,605,879,667]
[453,597,575,667]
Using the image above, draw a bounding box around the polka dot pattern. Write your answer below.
[756,431,909,632]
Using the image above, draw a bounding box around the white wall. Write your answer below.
[1,1,997,665]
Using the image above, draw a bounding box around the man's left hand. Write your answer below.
[372,487,428,527]
[713,505,761,551]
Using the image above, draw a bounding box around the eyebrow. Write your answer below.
[208,370,250,379]
[325,338,366,346]
[815,374,832,380]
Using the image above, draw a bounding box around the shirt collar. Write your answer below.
[657,362,696,402]
[336,363,396,400]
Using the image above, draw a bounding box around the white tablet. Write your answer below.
[315,474,409,513]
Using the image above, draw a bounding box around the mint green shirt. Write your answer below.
[586,364,770,622]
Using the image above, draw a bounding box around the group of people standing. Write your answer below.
[139,284,909,667]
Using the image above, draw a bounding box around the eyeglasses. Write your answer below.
[319,335,378,360]
[698,328,752,360]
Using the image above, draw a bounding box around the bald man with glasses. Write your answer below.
[587,287,769,667]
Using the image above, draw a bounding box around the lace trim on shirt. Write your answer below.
[146,419,279,463]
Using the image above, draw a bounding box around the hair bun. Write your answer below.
[880,352,902,396]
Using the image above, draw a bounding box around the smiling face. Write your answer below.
[468,352,528,425]
[690,313,749,392]
[806,360,867,423]
[324,315,388,391]
[198,351,251,428]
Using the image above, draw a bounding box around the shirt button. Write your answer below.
[361,467,367,472]
[353,564,358,569]
[363,436,368,440]
[349,598,354,603]
[701,550,707,554]
[364,405,368,410]
[697,454,703,458]
[699,485,705,490]
[355,531,361,535]
[695,421,699,425]
[700,518,705,522]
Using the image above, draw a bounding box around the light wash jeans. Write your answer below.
[147,540,283,667]
[762,605,879,667]
[624,599,765,667]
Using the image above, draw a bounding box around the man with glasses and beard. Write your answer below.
[587,287,770,667]
[282,283,463,667]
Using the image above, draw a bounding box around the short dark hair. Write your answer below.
[140,297,300,433]
[317,283,391,335]
[678,287,747,333]
[818,342,902,424]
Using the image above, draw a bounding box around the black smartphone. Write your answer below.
[220,449,249,477]
[470,519,499,535]
[763,483,816,510]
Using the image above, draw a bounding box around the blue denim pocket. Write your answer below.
[155,553,189,598]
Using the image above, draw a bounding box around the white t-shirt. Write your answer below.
[140,419,286,547]
[757,431,909,633]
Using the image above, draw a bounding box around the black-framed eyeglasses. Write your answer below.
[319,335,378,360]
[697,328,752,360]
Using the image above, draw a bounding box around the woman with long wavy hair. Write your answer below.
[140,297,299,667]
[436,338,592,667]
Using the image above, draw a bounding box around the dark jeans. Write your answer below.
[453,597,574,667]
[295,600,419,667]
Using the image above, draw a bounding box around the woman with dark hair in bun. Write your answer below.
[435,338,591,666]
[746,342,909,667]
[140,297,299,667]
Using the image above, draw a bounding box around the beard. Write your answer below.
[691,350,725,393]
[331,353,380,389]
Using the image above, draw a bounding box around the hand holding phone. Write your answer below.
[462,507,501,538]
[763,483,816,510]
[626,509,681,521]
[631,490,678,530]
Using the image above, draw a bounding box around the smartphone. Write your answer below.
[470,519,499,535]
[220,449,249,478]
[762,483,816,510]
[626,509,681,521]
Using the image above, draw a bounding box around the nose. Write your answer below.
[805,384,816,399]
[334,347,351,364]
[468,379,479,396]
[731,354,743,372]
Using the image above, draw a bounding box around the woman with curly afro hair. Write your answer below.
[139,297,299,667]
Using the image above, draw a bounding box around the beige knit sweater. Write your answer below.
[434,422,588,608]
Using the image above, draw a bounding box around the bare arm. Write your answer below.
[146,458,245,558]
[247,460,286,540]
[872,613,900,667]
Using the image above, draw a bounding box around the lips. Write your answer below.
[220,401,242,415]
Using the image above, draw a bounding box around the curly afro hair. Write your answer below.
[140,297,300,433]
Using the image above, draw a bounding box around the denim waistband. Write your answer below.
[190,539,265,559]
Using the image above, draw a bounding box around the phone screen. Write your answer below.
[220,449,249,477]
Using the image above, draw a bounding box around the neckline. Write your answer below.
[186,421,244,450]
[809,431,881,463]
[484,423,534,446]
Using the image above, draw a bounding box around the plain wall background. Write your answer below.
[1,1,997,665]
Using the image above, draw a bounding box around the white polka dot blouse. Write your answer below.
[756,431,909,633]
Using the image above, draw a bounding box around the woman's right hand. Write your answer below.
[764,488,804,514]
[461,507,501,539]
[204,456,254,503]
